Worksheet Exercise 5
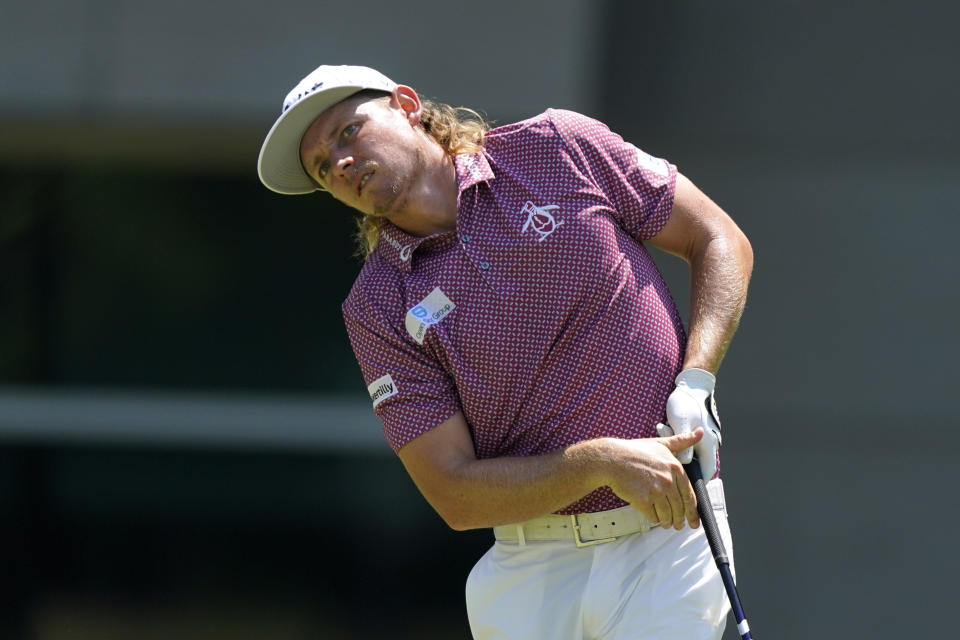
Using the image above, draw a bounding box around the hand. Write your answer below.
[600,429,703,530]
[661,368,722,480]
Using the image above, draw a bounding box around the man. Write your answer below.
[258,64,753,639]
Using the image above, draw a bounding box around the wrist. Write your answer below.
[565,437,616,492]
[676,367,716,392]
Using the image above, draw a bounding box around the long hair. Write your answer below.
[353,96,490,259]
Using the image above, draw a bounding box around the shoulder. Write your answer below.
[485,109,615,152]
[482,111,552,152]
[482,109,615,169]
[543,108,609,132]
[342,252,405,323]
[487,108,604,136]
[546,109,619,148]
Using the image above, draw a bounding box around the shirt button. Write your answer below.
[480,261,490,270]
[461,234,472,244]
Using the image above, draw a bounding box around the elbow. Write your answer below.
[693,216,754,276]
[445,518,474,532]
[721,218,753,276]
[433,497,482,531]
[738,230,754,274]
[404,455,487,530]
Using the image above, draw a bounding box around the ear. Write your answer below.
[391,85,423,126]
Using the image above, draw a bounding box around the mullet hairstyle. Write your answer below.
[352,91,490,259]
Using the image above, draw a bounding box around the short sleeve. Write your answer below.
[342,281,460,454]
[549,109,677,240]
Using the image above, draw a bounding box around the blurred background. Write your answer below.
[1,0,958,638]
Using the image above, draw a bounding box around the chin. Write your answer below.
[370,192,404,219]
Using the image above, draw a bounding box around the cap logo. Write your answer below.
[283,81,326,113]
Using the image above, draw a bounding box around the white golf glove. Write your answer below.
[657,368,722,480]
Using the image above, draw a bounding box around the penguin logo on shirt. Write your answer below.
[520,201,564,242]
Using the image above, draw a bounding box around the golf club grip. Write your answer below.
[683,461,729,566]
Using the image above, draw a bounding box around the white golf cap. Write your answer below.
[257,65,398,195]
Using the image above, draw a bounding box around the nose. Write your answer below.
[332,151,354,181]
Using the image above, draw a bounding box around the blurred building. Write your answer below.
[1,1,958,638]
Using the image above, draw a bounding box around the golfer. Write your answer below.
[258,64,753,640]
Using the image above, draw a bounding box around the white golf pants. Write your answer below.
[466,479,734,640]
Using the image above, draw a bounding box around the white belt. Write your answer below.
[493,480,726,548]
[493,504,658,547]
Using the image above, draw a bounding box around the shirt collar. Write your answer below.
[375,220,459,272]
[455,151,495,194]
[376,222,426,272]
[373,152,494,273]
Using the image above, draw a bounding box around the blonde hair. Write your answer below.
[353,96,490,259]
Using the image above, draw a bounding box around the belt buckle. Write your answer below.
[570,514,617,547]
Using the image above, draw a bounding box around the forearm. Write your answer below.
[647,173,754,374]
[418,438,611,531]
[400,411,703,531]
[683,227,753,374]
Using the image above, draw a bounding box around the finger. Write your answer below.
[654,498,672,530]
[676,470,700,529]
[664,476,685,530]
[660,427,704,453]
[637,502,659,526]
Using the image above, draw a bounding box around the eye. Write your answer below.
[318,159,330,181]
[340,123,359,140]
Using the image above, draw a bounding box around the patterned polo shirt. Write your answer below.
[342,109,685,514]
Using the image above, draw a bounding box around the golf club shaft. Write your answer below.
[684,460,754,640]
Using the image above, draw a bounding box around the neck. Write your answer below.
[385,140,459,237]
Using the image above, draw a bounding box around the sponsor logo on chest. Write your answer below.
[405,287,456,345]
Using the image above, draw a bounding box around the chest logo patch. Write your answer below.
[368,374,398,408]
[405,287,456,345]
[520,201,564,242]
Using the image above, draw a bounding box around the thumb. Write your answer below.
[660,427,703,452]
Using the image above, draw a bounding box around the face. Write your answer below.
[298,88,425,218]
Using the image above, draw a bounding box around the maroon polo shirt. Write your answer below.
[343,109,685,514]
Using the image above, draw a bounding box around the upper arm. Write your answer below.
[343,289,460,453]
[397,410,477,527]
[647,172,750,262]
